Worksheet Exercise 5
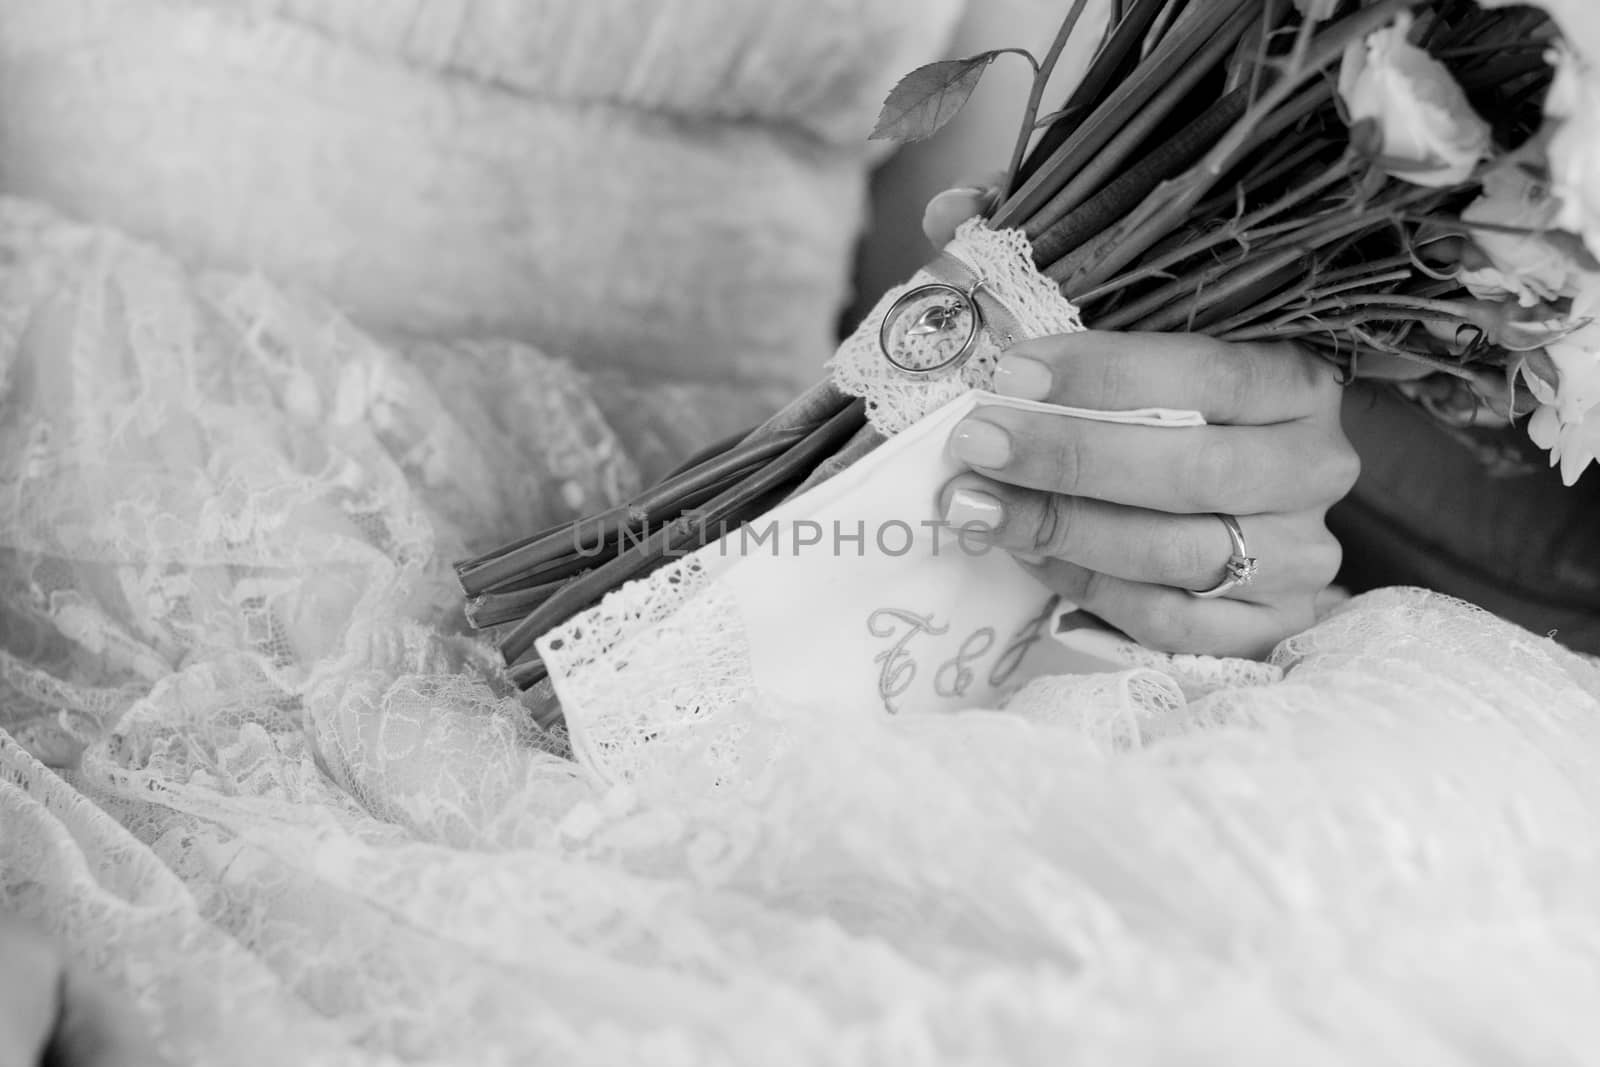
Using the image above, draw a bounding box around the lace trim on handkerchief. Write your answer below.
[830,219,1085,435]
[537,554,759,785]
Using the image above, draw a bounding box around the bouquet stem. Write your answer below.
[1003,0,1094,195]
[497,398,868,681]
[1055,0,1430,296]
[996,0,1262,230]
[1026,1,1263,251]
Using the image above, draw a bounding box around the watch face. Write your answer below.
[879,283,982,376]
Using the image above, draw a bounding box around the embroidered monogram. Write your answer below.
[989,596,1061,689]
[935,628,995,699]
[868,608,950,714]
[868,595,1063,715]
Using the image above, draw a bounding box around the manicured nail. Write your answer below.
[925,188,984,219]
[944,487,1004,530]
[993,355,1054,402]
[950,419,1012,469]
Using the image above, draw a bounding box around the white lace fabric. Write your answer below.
[6,202,1600,1064]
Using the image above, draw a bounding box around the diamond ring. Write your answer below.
[1189,513,1258,599]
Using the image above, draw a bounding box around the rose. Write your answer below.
[1459,156,1586,306]
[1338,13,1492,187]
[1541,45,1600,262]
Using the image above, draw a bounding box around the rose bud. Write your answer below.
[1337,12,1491,187]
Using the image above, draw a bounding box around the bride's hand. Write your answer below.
[921,186,1358,659]
[0,914,164,1066]
[941,332,1358,658]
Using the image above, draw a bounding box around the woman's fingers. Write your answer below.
[0,915,165,1067]
[947,410,1360,516]
[942,331,1361,658]
[1021,557,1308,660]
[921,177,1003,247]
[941,474,1341,602]
[0,915,61,1066]
[47,967,167,1067]
[993,331,1342,426]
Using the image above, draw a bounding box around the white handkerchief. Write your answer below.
[541,390,1203,782]
[710,390,1204,716]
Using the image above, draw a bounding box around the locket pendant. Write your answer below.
[878,280,985,378]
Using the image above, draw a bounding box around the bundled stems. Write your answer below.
[1026,0,1262,250]
[996,0,1260,230]
[1038,86,1253,275]
[458,427,806,597]
[1073,152,1357,309]
[1053,0,1431,295]
[497,399,868,674]
[1003,0,1093,196]
[1014,0,1177,189]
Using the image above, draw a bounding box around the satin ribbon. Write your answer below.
[922,249,1028,354]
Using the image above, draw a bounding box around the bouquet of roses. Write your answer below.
[458,0,1597,700]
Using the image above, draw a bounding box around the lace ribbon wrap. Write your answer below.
[831,219,1086,434]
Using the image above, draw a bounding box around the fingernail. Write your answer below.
[993,355,1053,401]
[1012,551,1046,565]
[925,188,983,216]
[950,419,1011,468]
[944,487,1004,530]
[943,185,989,199]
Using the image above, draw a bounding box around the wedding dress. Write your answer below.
[3,2,1600,1065]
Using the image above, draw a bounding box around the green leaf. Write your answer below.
[868,53,1000,143]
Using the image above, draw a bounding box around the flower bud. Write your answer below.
[1337,13,1491,187]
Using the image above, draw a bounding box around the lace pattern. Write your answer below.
[829,219,1086,435]
[538,556,759,786]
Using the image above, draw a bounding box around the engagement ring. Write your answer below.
[1189,513,1258,599]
